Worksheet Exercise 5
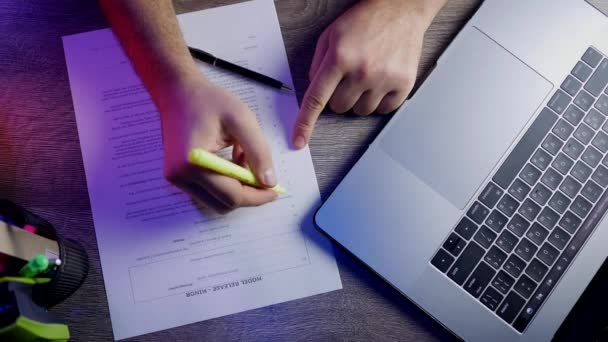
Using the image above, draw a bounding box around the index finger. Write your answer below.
[293,56,343,149]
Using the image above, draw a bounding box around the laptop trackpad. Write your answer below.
[380,27,552,209]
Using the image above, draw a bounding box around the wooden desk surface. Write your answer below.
[1,1,605,341]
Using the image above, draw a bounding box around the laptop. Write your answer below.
[314,0,608,340]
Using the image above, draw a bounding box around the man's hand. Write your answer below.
[159,73,278,213]
[293,0,446,149]
[99,0,277,213]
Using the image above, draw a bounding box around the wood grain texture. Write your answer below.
[1,1,605,341]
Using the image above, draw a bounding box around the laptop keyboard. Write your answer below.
[431,47,608,333]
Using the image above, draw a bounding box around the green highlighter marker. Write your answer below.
[188,148,287,195]
[19,255,49,278]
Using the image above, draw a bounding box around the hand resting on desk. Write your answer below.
[293,0,447,148]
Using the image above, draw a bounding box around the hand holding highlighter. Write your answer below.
[188,148,287,195]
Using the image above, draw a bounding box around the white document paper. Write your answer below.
[62,0,341,339]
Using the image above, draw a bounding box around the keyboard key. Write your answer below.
[443,233,467,257]
[513,257,566,333]
[464,262,496,298]
[537,207,559,230]
[585,109,606,130]
[478,182,504,208]
[563,138,584,160]
[473,225,497,249]
[561,180,608,273]
[582,181,603,202]
[572,61,593,82]
[548,191,571,214]
[504,255,526,278]
[595,94,608,115]
[484,246,507,269]
[573,123,595,145]
[467,201,490,224]
[497,292,526,323]
[592,130,608,153]
[561,75,582,97]
[529,183,552,206]
[603,119,608,135]
[530,149,552,171]
[526,258,549,282]
[564,105,585,126]
[582,47,603,68]
[520,164,542,186]
[547,90,571,114]
[518,199,541,221]
[506,214,530,237]
[454,217,478,240]
[571,195,592,218]
[493,108,557,188]
[496,230,518,253]
[515,238,538,261]
[480,286,504,311]
[548,227,570,250]
[526,222,549,246]
[592,165,608,187]
[571,161,592,183]
[497,194,519,217]
[514,274,537,299]
[584,59,608,96]
[431,249,455,273]
[447,242,485,285]
[508,179,531,201]
[541,134,564,156]
[574,90,594,111]
[492,270,515,295]
[552,153,574,175]
[485,210,508,233]
[537,242,559,266]
[552,119,574,141]
[559,176,582,198]
[540,168,563,190]
[581,146,602,168]
[559,211,582,234]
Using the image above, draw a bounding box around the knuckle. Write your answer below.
[329,97,348,114]
[394,70,415,90]
[355,60,376,81]
[223,192,242,209]
[303,92,326,113]
[295,118,314,133]
[330,44,351,67]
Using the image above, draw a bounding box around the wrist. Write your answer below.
[150,64,212,119]
[146,57,202,92]
[365,0,445,30]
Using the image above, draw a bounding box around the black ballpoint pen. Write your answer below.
[187,46,293,93]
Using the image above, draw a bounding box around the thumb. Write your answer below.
[223,109,276,187]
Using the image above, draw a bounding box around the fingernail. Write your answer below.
[263,168,277,187]
[294,135,306,149]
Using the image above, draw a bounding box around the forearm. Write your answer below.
[98,0,199,98]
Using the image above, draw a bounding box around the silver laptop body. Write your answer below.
[315,0,608,340]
